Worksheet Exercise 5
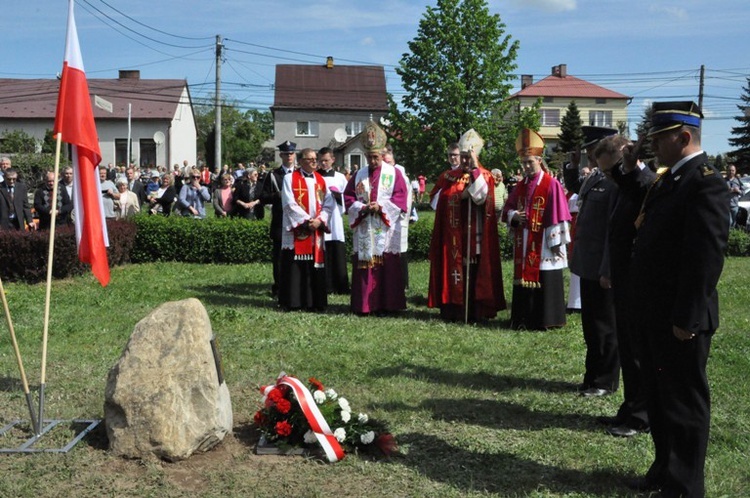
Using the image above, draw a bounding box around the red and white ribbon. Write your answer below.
[263,375,345,462]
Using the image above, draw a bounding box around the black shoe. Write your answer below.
[607,423,650,437]
[580,387,612,397]
[625,477,661,492]
[596,415,624,426]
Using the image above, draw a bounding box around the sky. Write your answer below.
[2,0,749,156]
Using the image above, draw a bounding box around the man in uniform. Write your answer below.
[343,121,408,315]
[563,126,621,398]
[428,129,505,322]
[622,101,729,497]
[260,141,297,297]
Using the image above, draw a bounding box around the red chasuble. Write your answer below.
[427,166,506,316]
[510,173,553,286]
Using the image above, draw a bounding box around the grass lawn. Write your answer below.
[0,257,748,497]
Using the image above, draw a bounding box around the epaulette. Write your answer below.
[702,166,715,177]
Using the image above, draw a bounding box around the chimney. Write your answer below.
[119,70,141,80]
[326,56,334,69]
[521,74,533,89]
[551,64,567,78]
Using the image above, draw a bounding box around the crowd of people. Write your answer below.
[0,101,733,497]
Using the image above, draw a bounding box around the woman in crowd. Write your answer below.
[148,173,176,215]
[232,167,263,220]
[114,178,141,219]
[213,173,234,217]
[176,168,211,218]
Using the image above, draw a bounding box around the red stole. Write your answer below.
[291,171,326,266]
[513,173,552,287]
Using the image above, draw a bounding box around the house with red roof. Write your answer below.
[509,64,630,152]
[0,70,197,169]
[271,58,388,170]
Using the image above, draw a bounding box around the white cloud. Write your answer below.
[505,0,576,12]
[648,4,688,21]
[360,37,376,47]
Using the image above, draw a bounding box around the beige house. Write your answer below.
[0,70,197,169]
[509,64,630,152]
[271,59,388,170]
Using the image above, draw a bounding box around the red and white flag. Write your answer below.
[53,0,110,287]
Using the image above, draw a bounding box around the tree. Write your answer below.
[0,129,37,154]
[634,105,655,162]
[195,102,273,169]
[557,101,583,153]
[729,77,750,170]
[388,0,520,177]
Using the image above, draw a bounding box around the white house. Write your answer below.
[0,70,197,169]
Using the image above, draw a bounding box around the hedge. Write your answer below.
[3,214,747,284]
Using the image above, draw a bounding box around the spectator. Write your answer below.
[34,171,61,230]
[113,177,141,219]
[176,168,210,218]
[727,164,742,228]
[148,174,176,216]
[213,173,234,218]
[99,166,117,220]
[1,168,34,230]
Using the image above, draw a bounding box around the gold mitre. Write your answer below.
[516,128,545,157]
[458,129,484,155]
[363,120,387,153]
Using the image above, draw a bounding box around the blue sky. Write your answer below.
[2,0,748,156]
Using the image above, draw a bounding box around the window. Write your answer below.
[595,98,607,104]
[348,154,362,170]
[543,97,554,103]
[540,108,560,127]
[589,110,613,127]
[115,138,131,166]
[140,139,156,167]
[296,121,319,137]
[345,121,365,137]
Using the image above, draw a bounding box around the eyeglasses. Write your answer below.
[191,175,201,179]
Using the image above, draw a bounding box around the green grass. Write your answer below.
[0,259,748,497]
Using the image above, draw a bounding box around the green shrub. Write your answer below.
[0,219,136,283]
[727,228,750,257]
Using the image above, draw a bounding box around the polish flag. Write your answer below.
[53,0,110,287]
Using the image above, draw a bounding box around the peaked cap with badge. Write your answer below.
[647,101,703,136]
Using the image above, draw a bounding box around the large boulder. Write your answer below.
[104,298,233,461]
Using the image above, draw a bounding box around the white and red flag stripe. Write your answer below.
[53,0,110,286]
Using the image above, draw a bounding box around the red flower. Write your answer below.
[308,377,325,392]
[275,420,293,437]
[275,398,292,414]
[267,388,283,402]
[253,410,266,426]
[375,433,398,456]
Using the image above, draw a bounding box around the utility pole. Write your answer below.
[214,35,223,173]
[698,64,705,110]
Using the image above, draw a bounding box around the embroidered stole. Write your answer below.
[513,173,552,287]
[353,164,396,267]
[291,171,326,267]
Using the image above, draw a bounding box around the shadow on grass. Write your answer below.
[185,282,273,309]
[370,363,578,394]
[390,432,634,496]
[0,377,39,392]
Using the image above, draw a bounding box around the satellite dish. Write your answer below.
[333,128,348,143]
[153,131,165,145]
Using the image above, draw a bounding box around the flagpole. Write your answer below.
[37,132,64,433]
[0,276,39,435]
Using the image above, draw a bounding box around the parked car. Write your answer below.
[740,176,750,194]
[736,190,750,229]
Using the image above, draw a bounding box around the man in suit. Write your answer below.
[58,166,75,225]
[126,167,146,207]
[622,101,729,497]
[595,135,654,439]
[259,140,297,297]
[0,168,34,230]
[563,126,621,399]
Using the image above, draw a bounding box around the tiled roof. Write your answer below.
[511,74,629,100]
[0,77,189,120]
[273,64,388,111]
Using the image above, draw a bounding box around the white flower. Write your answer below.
[333,427,346,442]
[313,390,326,404]
[358,413,369,423]
[325,388,338,400]
[340,410,351,423]
[303,430,317,444]
[338,397,351,413]
[360,431,375,445]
